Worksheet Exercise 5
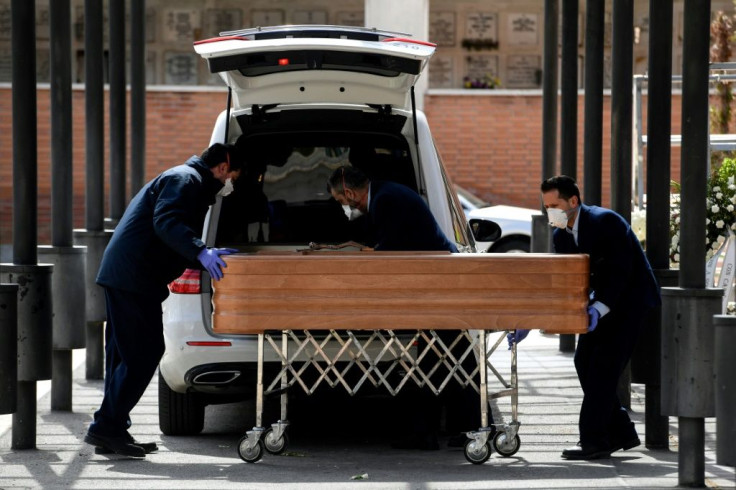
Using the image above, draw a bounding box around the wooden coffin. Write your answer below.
[212,252,589,335]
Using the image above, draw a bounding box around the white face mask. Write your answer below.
[218,178,234,197]
[547,207,570,229]
[342,204,363,221]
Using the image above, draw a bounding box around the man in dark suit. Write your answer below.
[86,143,244,458]
[327,165,457,252]
[540,175,661,460]
[327,165,485,450]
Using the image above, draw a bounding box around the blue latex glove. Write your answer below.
[197,248,238,281]
[587,306,600,332]
[506,329,530,350]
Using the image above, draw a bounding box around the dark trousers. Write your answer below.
[89,287,165,437]
[574,308,644,447]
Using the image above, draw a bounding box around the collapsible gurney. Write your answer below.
[212,252,589,464]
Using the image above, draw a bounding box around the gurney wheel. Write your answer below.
[493,431,521,457]
[238,436,264,463]
[464,438,492,465]
[263,427,289,455]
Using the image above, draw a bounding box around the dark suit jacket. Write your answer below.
[368,180,458,252]
[552,204,660,316]
[96,157,222,301]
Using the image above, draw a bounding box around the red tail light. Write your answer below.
[169,268,202,294]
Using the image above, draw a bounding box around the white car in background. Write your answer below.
[456,185,541,253]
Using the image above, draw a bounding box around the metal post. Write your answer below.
[14,381,37,449]
[671,0,712,482]
[542,0,559,180]
[48,0,85,413]
[38,246,86,409]
[557,0,577,351]
[680,417,706,486]
[109,0,127,223]
[530,215,552,254]
[560,0,578,179]
[583,0,605,206]
[75,0,110,381]
[74,231,111,380]
[0,284,18,415]
[714,315,736,466]
[610,0,634,411]
[11,0,37,266]
[0,265,54,449]
[85,0,104,233]
[8,0,53,450]
[679,0,710,290]
[632,270,676,448]
[610,0,633,216]
[643,0,674,450]
[130,0,146,196]
[661,287,721,487]
[50,0,73,249]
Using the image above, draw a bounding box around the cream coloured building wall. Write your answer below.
[1,0,732,89]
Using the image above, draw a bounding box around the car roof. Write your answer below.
[193,25,436,112]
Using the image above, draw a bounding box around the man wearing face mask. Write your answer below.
[527,175,660,461]
[85,142,244,457]
[327,165,489,450]
[327,165,457,252]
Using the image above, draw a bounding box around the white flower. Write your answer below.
[730,184,736,191]
[732,223,736,230]
[717,220,725,229]
[672,235,679,247]
[714,186,722,193]
[729,176,735,185]
[674,253,680,262]
[718,235,726,244]
[728,205,735,212]
[712,205,721,213]
[707,218,711,225]
[717,192,724,199]
[712,241,721,250]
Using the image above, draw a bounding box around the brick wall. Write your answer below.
[0,86,685,247]
[0,86,226,251]
[425,90,684,211]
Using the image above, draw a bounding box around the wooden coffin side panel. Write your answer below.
[211,253,589,334]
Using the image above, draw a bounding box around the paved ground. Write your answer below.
[1,331,734,489]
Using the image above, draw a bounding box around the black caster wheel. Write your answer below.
[464,438,492,464]
[493,431,521,457]
[237,435,265,463]
[263,427,289,455]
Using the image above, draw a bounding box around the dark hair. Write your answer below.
[541,175,581,201]
[327,165,369,195]
[200,143,244,172]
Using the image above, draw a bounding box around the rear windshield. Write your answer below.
[215,143,417,249]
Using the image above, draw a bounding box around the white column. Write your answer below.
[364,0,430,110]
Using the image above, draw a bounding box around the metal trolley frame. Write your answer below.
[236,328,520,464]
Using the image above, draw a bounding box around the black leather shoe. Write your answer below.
[391,434,440,450]
[84,432,146,458]
[610,436,640,453]
[95,433,158,455]
[561,442,612,460]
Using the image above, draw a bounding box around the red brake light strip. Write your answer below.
[381,37,436,47]
[193,35,250,46]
